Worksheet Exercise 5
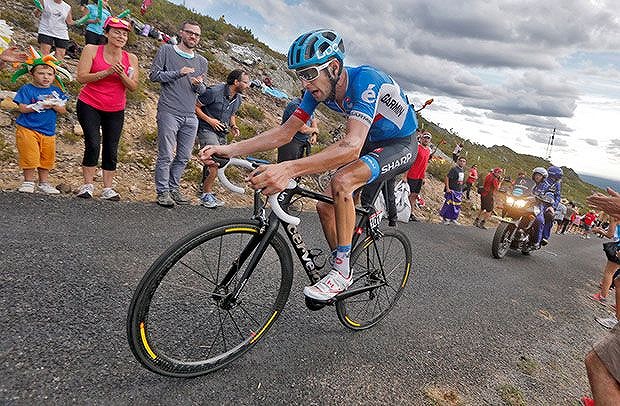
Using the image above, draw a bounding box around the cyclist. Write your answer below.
[200,29,418,302]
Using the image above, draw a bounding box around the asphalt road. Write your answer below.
[0,191,612,405]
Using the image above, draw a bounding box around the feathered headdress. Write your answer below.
[11,46,73,91]
[0,20,14,54]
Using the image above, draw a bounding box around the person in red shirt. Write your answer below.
[463,164,478,200]
[406,131,432,221]
[582,211,597,239]
[473,167,503,229]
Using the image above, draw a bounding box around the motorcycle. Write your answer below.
[491,191,554,259]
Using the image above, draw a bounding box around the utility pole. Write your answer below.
[545,128,555,160]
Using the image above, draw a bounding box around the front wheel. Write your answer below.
[336,229,412,330]
[492,222,515,259]
[126,219,293,377]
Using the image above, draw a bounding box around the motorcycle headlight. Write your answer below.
[514,199,526,208]
[533,206,541,215]
[506,196,515,205]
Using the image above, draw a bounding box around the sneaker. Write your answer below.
[478,221,487,230]
[450,219,460,225]
[388,219,397,227]
[76,183,94,199]
[18,181,35,193]
[101,188,120,201]
[200,193,218,208]
[473,218,479,227]
[303,269,353,301]
[212,193,225,207]
[157,191,175,207]
[37,183,60,194]
[592,293,608,304]
[595,315,618,329]
[409,214,418,222]
[170,189,191,205]
[541,238,548,246]
[442,218,451,225]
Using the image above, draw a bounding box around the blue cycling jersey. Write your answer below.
[293,65,418,142]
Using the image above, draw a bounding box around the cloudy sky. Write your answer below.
[173,0,620,180]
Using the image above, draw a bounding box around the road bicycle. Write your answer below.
[127,157,413,377]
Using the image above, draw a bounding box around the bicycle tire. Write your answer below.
[336,228,412,330]
[127,219,293,377]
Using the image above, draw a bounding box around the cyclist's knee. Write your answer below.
[330,171,357,198]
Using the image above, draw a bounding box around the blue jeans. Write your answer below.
[154,111,198,194]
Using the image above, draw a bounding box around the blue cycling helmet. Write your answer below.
[547,165,563,180]
[287,29,345,70]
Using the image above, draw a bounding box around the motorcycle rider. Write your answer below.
[532,166,563,247]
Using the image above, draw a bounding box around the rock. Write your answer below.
[73,124,84,136]
[0,111,12,127]
[0,98,18,111]
[57,183,73,194]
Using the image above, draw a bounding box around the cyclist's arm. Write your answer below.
[284,118,368,177]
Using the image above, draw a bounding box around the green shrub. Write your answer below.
[237,122,257,140]
[0,136,15,162]
[59,130,81,144]
[237,104,264,121]
[427,159,452,180]
[182,160,203,183]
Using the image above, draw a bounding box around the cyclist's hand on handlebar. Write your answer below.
[199,144,230,166]
[247,163,293,196]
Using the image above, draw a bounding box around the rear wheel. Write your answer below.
[492,222,515,259]
[127,219,293,377]
[336,229,412,330]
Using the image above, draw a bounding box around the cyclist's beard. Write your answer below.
[325,69,339,102]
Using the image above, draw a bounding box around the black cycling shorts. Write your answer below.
[38,33,69,49]
[359,136,416,186]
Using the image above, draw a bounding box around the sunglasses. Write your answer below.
[108,17,130,28]
[295,60,332,82]
[182,29,201,38]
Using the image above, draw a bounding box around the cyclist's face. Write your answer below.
[300,61,337,102]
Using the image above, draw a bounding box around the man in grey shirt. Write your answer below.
[150,20,208,207]
[195,69,249,208]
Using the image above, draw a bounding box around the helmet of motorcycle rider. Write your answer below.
[287,29,345,71]
[547,165,563,180]
[532,167,548,180]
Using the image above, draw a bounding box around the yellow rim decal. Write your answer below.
[345,315,361,327]
[139,322,157,360]
[225,227,257,233]
[401,263,411,288]
[250,310,278,344]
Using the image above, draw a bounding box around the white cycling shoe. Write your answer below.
[303,269,353,301]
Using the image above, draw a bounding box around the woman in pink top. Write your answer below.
[75,17,138,201]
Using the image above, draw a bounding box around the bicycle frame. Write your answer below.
[218,181,386,309]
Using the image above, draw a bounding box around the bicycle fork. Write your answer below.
[217,219,280,310]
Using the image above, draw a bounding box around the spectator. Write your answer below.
[591,216,620,304]
[473,167,503,229]
[572,208,582,233]
[277,90,319,163]
[582,190,620,405]
[462,163,478,200]
[554,198,567,234]
[12,52,68,194]
[439,156,466,225]
[195,69,249,208]
[561,201,576,234]
[150,20,208,207]
[35,0,74,61]
[75,17,138,201]
[79,0,111,45]
[451,142,463,162]
[582,210,597,239]
[405,130,432,221]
